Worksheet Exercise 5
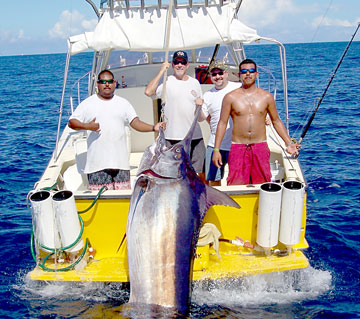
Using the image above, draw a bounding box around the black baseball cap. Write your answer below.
[172,50,188,63]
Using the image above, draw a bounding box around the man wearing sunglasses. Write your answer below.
[200,61,241,186]
[69,70,165,191]
[145,50,206,181]
[212,59,300,185]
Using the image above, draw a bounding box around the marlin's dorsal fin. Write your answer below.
[205,185,241,211]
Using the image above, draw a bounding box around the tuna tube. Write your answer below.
[30,190,61,251]
[256,183,283,255]
[52,190,84,253]
[279,181,305,253]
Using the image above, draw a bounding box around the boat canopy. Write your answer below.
[68,3,260,55]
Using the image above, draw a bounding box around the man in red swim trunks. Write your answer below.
[212,59,300,185]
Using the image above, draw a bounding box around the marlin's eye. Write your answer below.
[173,146,182,159]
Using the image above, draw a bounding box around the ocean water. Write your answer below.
[0,41,359,318]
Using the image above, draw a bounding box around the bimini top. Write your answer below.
[68,2,260,55]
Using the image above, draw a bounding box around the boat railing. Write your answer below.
[67,57,278,116]
[100,0,240,10]
[69,71,92,114]
[257,65,277,100]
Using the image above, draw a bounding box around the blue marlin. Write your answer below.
[126,106,240,315]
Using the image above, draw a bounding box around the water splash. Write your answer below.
[192,267,332,307]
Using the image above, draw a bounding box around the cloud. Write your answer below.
[49,10,97,39]
[312,16,355,28]
[238,0,300,27]
[0,29,28,43]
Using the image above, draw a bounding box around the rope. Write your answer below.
[269,125,300,180]
[31,216,89,272]
[311,0,333,43]
[298,23,360,145]
[77,186,107,214]
[30,186,107,272]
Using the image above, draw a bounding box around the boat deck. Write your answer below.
[29,247,309,282]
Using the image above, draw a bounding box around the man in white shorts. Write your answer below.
[69,70,165,191]
[201,61,241,186]
[145,50,206,181]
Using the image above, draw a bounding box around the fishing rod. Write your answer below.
[297,22,360,145]
[203,44,220,83]
[202,0,244,83]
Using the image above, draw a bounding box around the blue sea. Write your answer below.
[0,41,359,318]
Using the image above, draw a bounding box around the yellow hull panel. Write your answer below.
[29,190,309,282]
[29,250,308,282]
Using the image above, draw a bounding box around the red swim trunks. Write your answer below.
[227,142,271,185]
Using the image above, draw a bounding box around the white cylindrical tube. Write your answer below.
[279,181,305,247]
[52,190,84,252]
[256,183,283,249]
[30,190,61,251]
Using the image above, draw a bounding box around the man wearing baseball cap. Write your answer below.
[201,60,241,186]
[145,50,206,181]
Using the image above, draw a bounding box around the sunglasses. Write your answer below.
[97,79,115,84]
[211,71,224,77]
[173,60,187,65]
[240,68,256,74]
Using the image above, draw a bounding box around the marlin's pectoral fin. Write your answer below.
[205,185,241,211]
[128,176,149,227]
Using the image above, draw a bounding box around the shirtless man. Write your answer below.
[212,59,300,185]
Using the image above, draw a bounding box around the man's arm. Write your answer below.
[130,117,165,132]
[144,62,169,97]
[267,94,300,155]
[212,94,232,167]
[68,118,100,132]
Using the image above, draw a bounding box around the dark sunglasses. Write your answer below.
[240,68,256,74]
[97,79,115,84]
[211,71,224,77]
[173,60,187,65]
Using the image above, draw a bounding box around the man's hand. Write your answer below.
[160,62,170,73]
[87,118,100,132]
[286,143,301,156]
[195,97,203,107]
[154,121,167,132]
[212,150,223,168]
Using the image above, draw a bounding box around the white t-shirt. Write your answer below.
[156,75,203,140]
[70,94,137,173]
[202,81,241,150]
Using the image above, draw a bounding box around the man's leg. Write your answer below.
[227,144,250,185]
[88,170,114,191]
[111,169,131,190]
[250,142,271,184]
[190,138,206,183]
[205,146,228,186]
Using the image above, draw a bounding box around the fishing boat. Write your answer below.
[28,0,309,282]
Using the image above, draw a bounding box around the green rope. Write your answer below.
[41,182,58,191]
[39,215,84,252]
[31,215,88,272]
[30,186,107,272]
[39,239,89,272]
[77,186,107,214]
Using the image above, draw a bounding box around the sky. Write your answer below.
[0,0,359,56]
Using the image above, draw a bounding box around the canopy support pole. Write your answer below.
[160,0,174,121]
[53,49,71,161]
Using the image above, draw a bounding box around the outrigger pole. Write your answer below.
[298,23,360,144]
